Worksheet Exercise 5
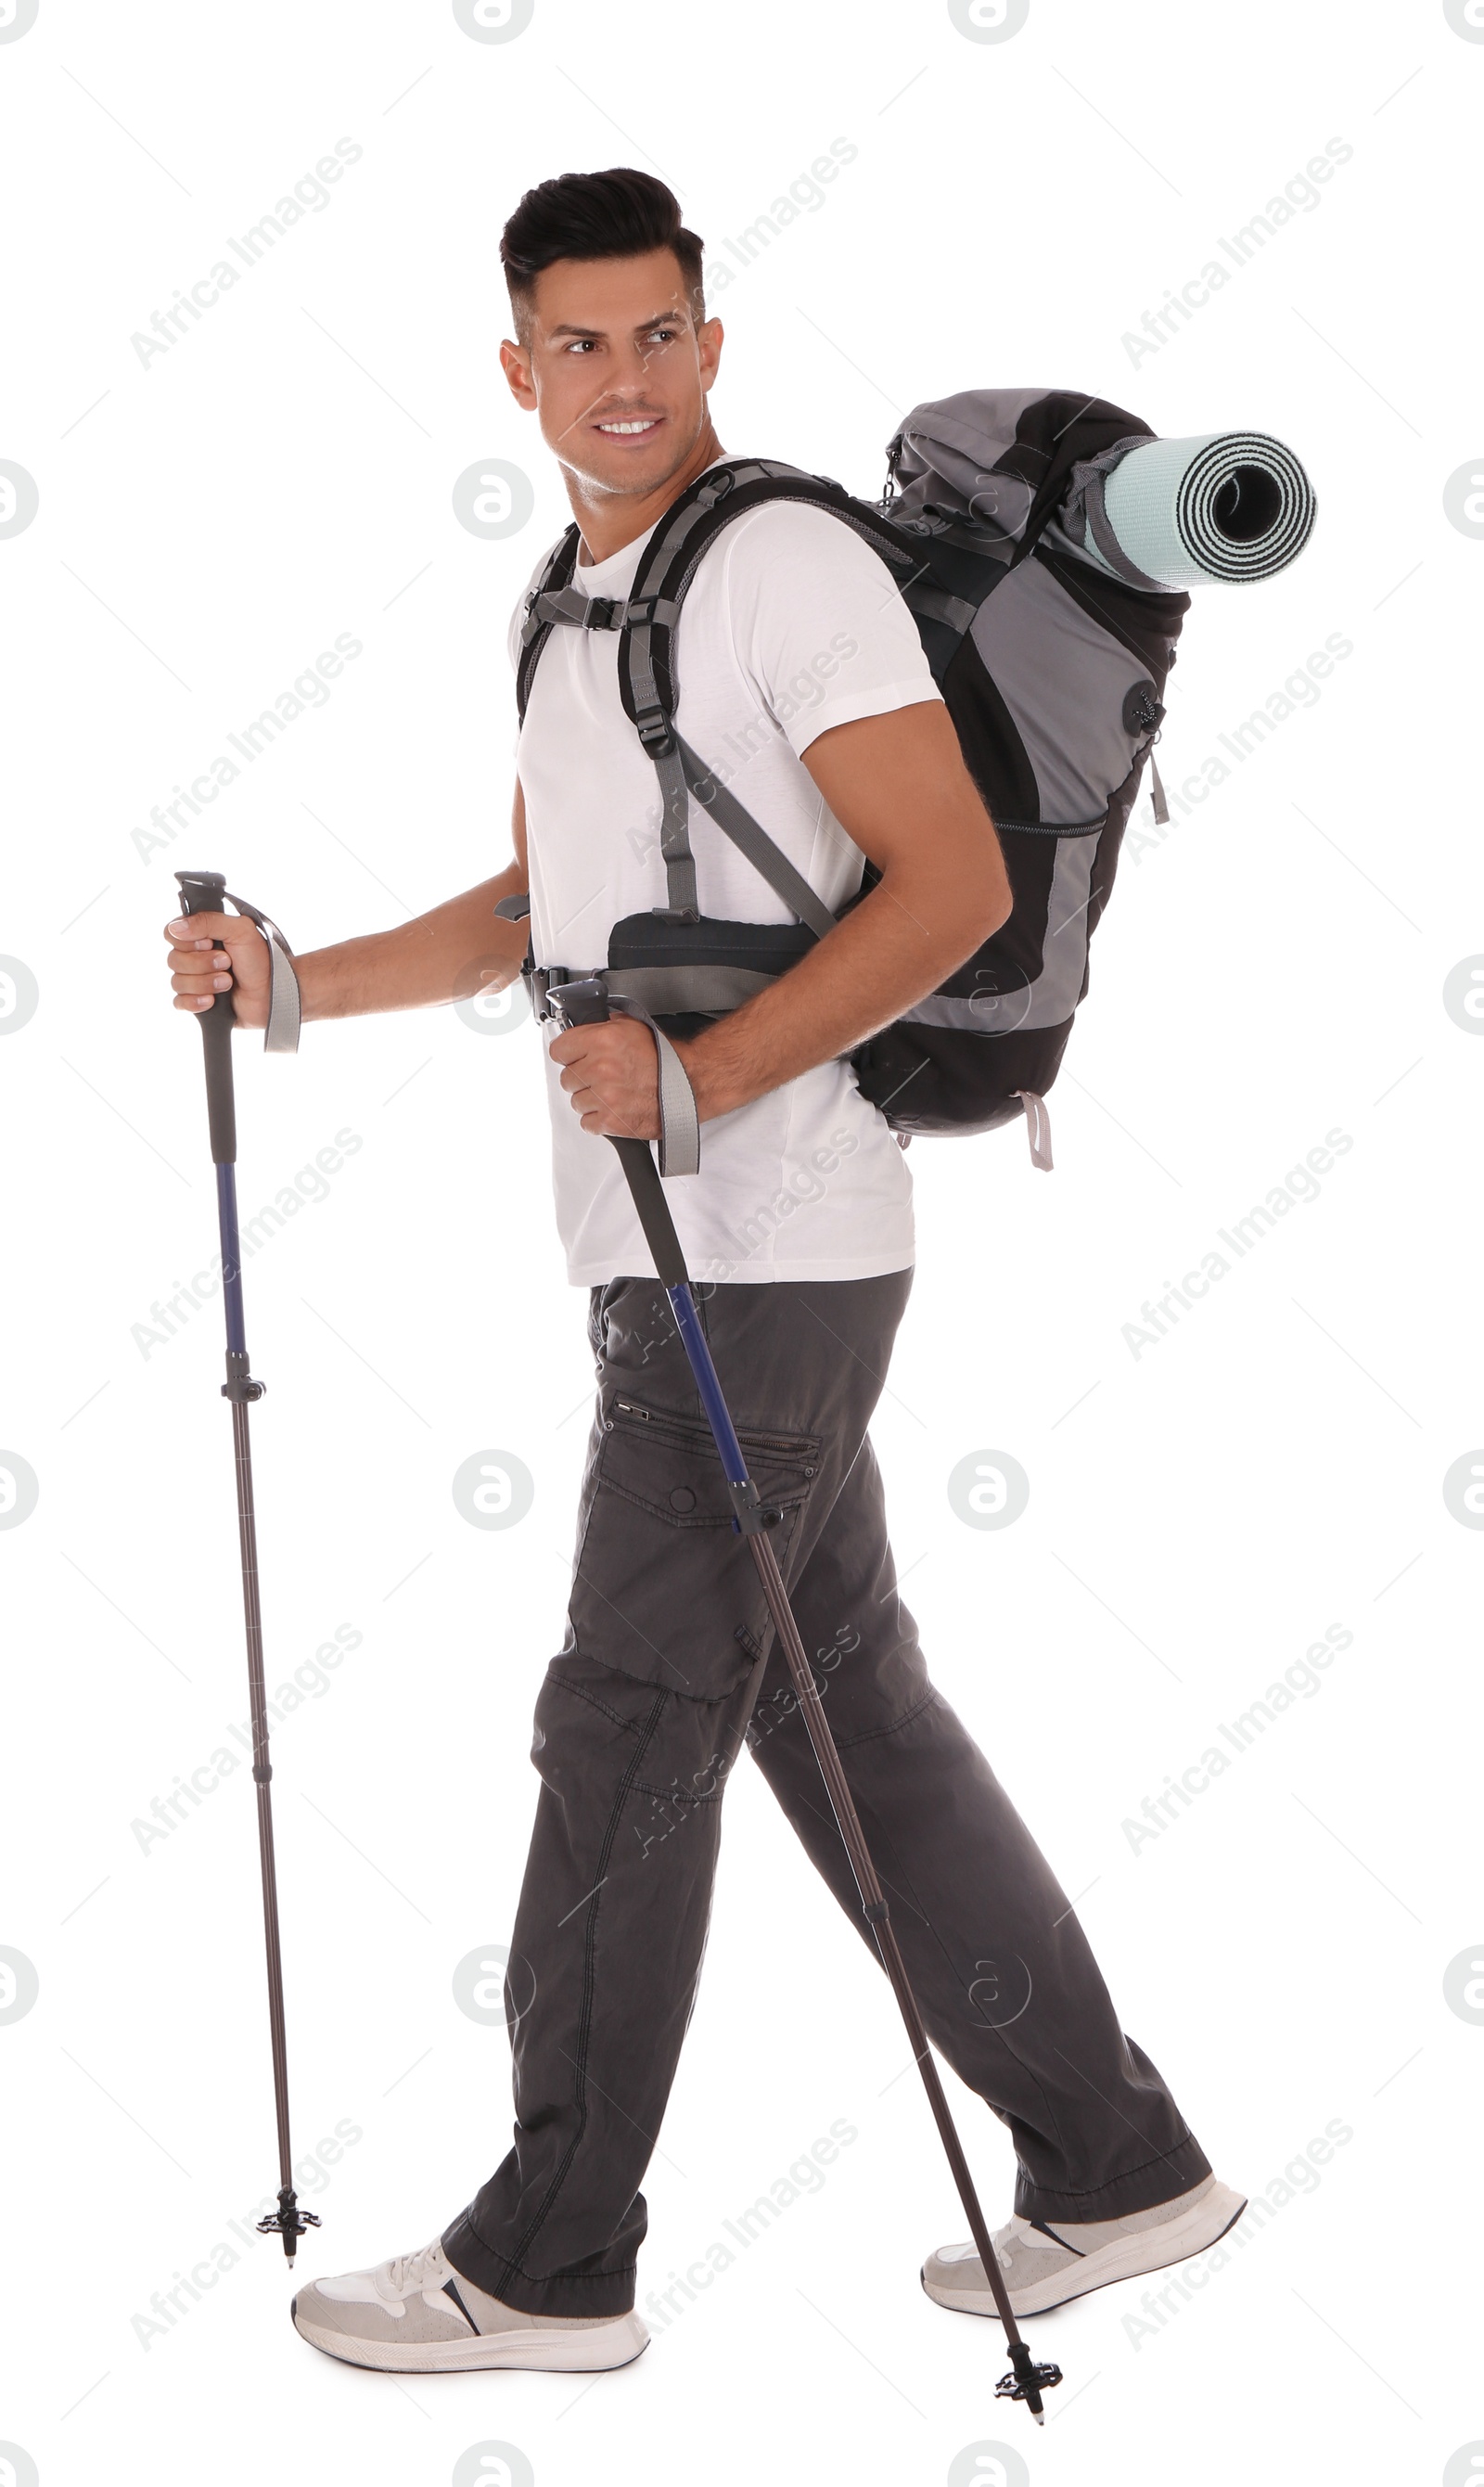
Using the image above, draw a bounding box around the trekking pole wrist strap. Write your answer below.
[220,891,301,1055]
[545,975,701,1178]
[609,991,700,1177]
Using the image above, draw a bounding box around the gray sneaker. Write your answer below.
[291,2237,649,2374]
[923,2173,1247,2319]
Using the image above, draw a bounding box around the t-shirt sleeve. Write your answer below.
[720,501,942,759]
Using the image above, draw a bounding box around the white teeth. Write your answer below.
[597,419,658,434]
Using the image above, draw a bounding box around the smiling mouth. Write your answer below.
[595,417,662,436]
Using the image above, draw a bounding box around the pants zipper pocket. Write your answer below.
[611,1397,817,1468]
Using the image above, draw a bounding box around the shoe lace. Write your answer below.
[988,2217,1044,2270]
[383,2239,447,2297]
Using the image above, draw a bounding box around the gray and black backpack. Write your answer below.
[505,391,1268,1170]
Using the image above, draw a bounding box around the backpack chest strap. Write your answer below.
[524,587,679,634]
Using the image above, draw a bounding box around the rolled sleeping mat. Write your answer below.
[1077,431,1316,589]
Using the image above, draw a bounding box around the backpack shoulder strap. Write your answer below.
[515,523,582,725]
[618,461,918,923]
[511,466,923,929]
[620,459,916,742]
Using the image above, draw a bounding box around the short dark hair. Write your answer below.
[500,167,705,335]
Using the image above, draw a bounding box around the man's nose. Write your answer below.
[608,340,667,392]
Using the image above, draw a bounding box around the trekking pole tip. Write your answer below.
[257,2185,321,2265]
[995,2340,1063,2424]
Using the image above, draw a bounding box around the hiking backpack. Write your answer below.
[508,390,1193,1171]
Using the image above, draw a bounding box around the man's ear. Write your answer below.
[500,338,537,410]
[697,316,723,392]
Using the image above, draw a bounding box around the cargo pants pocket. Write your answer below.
[565,1391,822,1700]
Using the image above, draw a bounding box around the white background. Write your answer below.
[2,3,1480,2483]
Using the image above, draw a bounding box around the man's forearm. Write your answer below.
[674,861,1007,1122]
[296,865,528,1020]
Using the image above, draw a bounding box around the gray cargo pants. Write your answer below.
[443,1270,1209,2315]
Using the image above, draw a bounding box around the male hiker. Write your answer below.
[162,168,1243,2375]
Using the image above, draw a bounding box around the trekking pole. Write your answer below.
[173,868,318,2267]
[549,978,1062,2424]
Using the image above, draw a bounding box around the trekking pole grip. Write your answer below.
[549,978,689,1288]
[175,868,237,1167]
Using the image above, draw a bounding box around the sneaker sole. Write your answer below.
[921,2180,1249,2320]
[291,2301,650,2375]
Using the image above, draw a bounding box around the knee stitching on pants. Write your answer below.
[632,1776,724,1805]
[544,1669,655,1736]
[832,1686,940,1751]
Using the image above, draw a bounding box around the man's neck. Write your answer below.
[570,422,725,565]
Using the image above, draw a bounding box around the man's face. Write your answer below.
[500,247,722,501]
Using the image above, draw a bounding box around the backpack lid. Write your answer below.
[887,388,1155,559]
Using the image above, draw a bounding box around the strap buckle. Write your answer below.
[577,595,654,630]
[531,965,573,1019]
[543,974,608,1029]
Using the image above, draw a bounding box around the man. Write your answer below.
[163,168,1242,2377]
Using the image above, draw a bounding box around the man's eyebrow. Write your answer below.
[544,310,688,340]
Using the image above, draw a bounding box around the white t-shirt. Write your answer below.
[511,479,942,1287]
